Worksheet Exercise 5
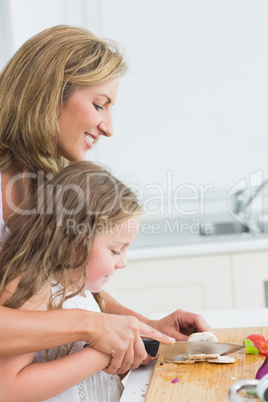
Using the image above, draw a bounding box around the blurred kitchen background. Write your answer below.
[1,0,268,316]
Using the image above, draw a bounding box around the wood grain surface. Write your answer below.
[144,327,268,402]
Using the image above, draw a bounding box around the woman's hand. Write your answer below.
[148,309,212,341]
[85,312,175,375]
[127,309,212,368]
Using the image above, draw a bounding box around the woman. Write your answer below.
[0,25,210,375]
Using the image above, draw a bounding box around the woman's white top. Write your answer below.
[0,172,123,401]
[34,289,124,402]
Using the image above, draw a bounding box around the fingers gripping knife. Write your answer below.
[83,339,160,357]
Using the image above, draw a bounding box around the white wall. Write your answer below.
[1,0,268,199]
[0,0,13,67]
[91,0,268,197]
[6,0,87,49]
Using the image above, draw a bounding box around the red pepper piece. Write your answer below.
[246,334,265,348]
[258,341,268,356]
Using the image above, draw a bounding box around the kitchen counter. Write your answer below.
[127,234,268,261]
[120,308,268,401]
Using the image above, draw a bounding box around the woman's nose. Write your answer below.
[98,113,113,137]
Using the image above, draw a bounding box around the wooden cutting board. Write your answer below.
[145,327,268,402]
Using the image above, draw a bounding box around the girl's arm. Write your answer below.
[0,288,111,402]
[102,291,212,341]
[0,346,110,402]
[0,347,110,402]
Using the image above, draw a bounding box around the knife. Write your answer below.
[143,338,160,357]
[162,341,244,362]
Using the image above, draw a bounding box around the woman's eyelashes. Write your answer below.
[93,103,104,111]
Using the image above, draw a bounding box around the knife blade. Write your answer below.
[162,341,244,362]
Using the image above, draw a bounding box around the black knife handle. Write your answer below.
[142,338,159,357]
[84,339,160,358]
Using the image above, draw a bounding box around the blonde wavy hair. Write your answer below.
[0,161,141,312]
[0,25,126,177]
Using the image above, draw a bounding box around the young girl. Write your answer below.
[0,161,142,402]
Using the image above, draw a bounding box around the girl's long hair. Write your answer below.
[0,25,126,194]
[0,161,141,311]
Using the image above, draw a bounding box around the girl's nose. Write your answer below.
[116,255,127,270]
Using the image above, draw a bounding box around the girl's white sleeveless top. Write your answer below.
[0,172,123,401]
[33,290,124,402]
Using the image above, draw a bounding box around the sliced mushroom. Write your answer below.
[188,332,218,343]
[187,353,220,360]
[207,356,235,364]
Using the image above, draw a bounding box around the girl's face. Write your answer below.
[57,77,118,162]
[86,216,140,293]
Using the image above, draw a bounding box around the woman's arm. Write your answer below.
[0,305,174,375]
[0,305,97,356]
[0,345,110,402]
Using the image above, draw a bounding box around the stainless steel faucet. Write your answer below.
[231,179,268,233]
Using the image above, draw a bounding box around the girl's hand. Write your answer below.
[148,309,212,341]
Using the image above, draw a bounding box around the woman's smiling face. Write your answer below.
[57,77,118,162]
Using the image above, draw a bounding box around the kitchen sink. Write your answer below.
[129,215,268,250]
[200,221,250,236]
